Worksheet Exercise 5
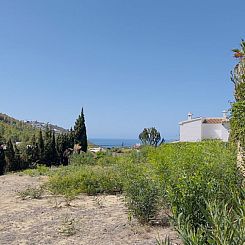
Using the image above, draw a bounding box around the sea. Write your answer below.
[89,138,176,148]
[89,138,140,148]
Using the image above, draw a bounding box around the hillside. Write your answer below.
[0,113,67,144]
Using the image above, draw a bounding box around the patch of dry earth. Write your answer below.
[0,174,182,245]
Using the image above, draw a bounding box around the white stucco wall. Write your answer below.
[221,122,230,142]
[201,124,222,140]
[201,123,230,142]
[179,119,202,142]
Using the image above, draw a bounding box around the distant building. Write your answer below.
[179,111,230,142]
[88,147,105,153]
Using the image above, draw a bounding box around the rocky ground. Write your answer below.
[0,174,182,245]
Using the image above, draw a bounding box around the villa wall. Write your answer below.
[179,119,202,142]
[201,123,229,142]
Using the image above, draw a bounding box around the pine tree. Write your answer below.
[74,108,88,152]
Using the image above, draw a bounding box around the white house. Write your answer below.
[179,111,230,142]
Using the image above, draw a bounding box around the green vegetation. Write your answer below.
[74,108,88,152]
[0,113,39,143]
[21,140,243,244]
[0,110,88,175]
[18,186,44,200]
[231,40,245,154]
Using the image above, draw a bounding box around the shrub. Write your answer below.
[18,186,44,199]
[176,190,245,244]
[70,152,96,165]
[123,175,160,224]
[121,158,162,224]
[22,164,52,176]
[147,141,241,228]
[47,165,123,197]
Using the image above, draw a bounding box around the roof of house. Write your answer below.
[202,118,229,124]
[179,117,229,125]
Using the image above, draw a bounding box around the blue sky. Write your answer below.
[0,0,244,139]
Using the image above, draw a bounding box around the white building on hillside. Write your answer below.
[179,111,230,142]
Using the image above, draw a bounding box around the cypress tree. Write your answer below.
[38,130,44,162]
[0,145,6,175]
[44,126,52,166]
[74,108,88,152]
[5,139,15,172]
[51,131,58,164]
[26,134,39,165]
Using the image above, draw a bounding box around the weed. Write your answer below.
[18,186,43,200]
[155,235,177,245]
[93,196,105,208]
[58,215,77,236]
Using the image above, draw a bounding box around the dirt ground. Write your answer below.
[0,174,182,245]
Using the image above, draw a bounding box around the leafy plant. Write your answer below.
[18,186,44,200]
[58,215,77,236]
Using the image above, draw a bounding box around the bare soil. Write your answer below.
[0,174,182,245]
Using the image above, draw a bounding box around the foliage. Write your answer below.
[70,152,96,165]
[155,235,175,245]
[139,127,162,147]
[58,215,77,236]
[231,40,245,151]
[147,141,240,228]
[18,186,44,200]
[43,126,57,166]
[20,140,244,244]
[123,173,160,224]
[37,130,44,162]
[73,108,88,152]
[5,139,17,172]
[0,113,39,143]
[0,146,6,175]
[22,164,53,176]
[47,164,123,197]
[176,191,245,244]
[230,101,245,147]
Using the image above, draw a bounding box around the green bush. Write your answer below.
[47,165,123,197]
[120,157,162,224]
[22,164,53,176]
[124,174,160,224]
[147,141,241,228]
[70,152,96,165]
[176,190,245,244]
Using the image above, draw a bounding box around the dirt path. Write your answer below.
[0,174,182,245]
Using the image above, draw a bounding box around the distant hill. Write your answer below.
[24,120,68,134]
[0,113,67,143]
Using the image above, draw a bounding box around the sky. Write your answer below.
[0,0,244,139]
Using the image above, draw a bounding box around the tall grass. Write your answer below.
[23,141,244,244]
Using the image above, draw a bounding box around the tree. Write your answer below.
[74,108,88,152]
[5,139,16,172]
[231,40,245,179]
[32,135,39,164]
[42,125,59,166]
[51,131,58,164]
[0,145,6,175]
[37,130,44,162]
[139,127,162,147]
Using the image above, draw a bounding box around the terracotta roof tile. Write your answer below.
[202,118,228,124]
